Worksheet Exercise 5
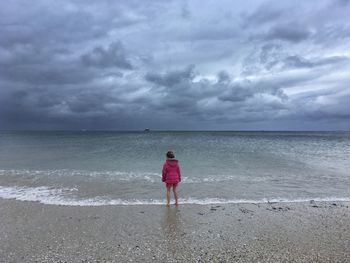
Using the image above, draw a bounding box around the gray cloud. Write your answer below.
[145,65,195,87]
[0,0,350,130]
[218,84,254,102]
[0,65,94,85]
[282,56,314,68]
[265,23,312,42]
[218,80,287,103]
[0,44,94,85]
[242,2,286,27]
[81,42,133,69]
[283,55,349,69]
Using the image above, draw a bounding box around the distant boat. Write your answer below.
[144,128,150,132]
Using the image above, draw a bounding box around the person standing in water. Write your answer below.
[162,151,181,206]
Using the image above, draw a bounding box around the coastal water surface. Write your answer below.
[0,131,349,205]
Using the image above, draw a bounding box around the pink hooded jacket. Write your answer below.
[162,159,181,184]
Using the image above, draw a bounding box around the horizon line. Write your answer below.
[0,129,349,132]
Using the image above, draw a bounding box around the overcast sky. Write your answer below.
[0,0,349,130]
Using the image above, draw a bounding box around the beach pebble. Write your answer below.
[239,208,254,214]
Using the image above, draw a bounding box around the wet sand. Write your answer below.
[1,199,350,262]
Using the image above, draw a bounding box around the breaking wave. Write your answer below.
[0,185,349,207]
[0,169,275,183]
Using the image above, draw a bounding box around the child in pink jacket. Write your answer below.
[162,151,181,206]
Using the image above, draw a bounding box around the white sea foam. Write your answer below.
[0,169,162,183]
[0,185,350,207]
[0,169,274,184]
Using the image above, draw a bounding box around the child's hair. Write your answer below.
[166,151,175,159]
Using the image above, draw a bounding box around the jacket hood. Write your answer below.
[166,159,178,166]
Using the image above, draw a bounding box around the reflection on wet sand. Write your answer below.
[161,206,187,257]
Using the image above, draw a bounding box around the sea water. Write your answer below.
[0,131,349,206]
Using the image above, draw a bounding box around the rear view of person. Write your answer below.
[162,151,181,206]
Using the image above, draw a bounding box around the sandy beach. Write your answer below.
[0,199,349,262]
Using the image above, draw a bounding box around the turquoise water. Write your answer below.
[0,131,349,205]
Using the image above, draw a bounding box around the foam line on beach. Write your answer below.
[0,169,279,183]
[0,185,350,206]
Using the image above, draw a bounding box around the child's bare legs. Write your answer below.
[166,184,179,206]
[173,185,179,205]
[166,186,171,206]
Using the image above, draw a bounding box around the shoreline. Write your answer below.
[1,199,350,262]
[1,185,350,206]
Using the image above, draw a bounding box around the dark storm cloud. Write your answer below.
[242,2,286,26]
[243,43,350,74]
[217,80,287,103]
[0,8,102,48]
[217,71,231,84]
[292,90,350,122]
[142,65,291,124]
[145,65,195,87]
[282,55,349,69]
[0,65,94,85]
[0,43,94,84]
[265,23,312,42]
[81,42,133,69]
[0,0,350,130]
[217,83,255,103]
[282,56,314,68]
[0,1,146,48]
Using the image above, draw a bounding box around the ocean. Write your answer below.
[0,131,349,206]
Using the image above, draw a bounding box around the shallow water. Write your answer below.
[0,131,349,205]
